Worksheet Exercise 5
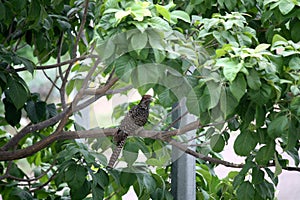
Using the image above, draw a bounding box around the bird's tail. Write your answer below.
[107,137,127,168]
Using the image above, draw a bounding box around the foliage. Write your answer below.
[0,0,299,199]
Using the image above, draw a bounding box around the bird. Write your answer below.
[107,94,152,168]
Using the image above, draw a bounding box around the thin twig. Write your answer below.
[13,55,92,72]
[45,74,61,102]
[29,170,58,192]
[152,103,181,131]
[42,69,60,90]
[164,110,189,131]
[73,77,119,112]
[60,0,90,110]
[167,138,244,168]
[57,33,65,81]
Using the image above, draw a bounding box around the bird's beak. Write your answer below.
[146,98,153,103]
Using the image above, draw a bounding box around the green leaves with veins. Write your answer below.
[230,73,246,101]
[210,134,225,153]
[267,115,289,139]
[216,58,243,82]
[1,0,300,200]
[5,76,29,110]
[234,131,257,156]
[255,142,275,166]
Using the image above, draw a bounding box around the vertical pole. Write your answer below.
[171,99,196,200]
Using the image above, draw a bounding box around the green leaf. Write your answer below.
[120,171,137,188]
[0,3,5,20]
[286,148,300,166]
[246,69,261,90]
[147,29,164,50]
[16,56,35,74]
[130,32,148,53]
[290,97,300,117]
[28,0,41,21]
[3,98,21,126]
[272,34,287,45]
[65,163,87,190]
[216,58,242,82]
[70,180,90,200]
[157,88,177,107]
[130,1,152,21]
[94,169,109,188]
[153,49,166,63]
[155,5,171,21]
[278,0,295,15]
[170,10,191,23]
[291,85,300,96]
[206,81,221,109]
[97,38,115,61]
[57,19,71,31]
[252,167,264,185]
[265,168,278,186]
[230,73,246,101]
[92,184,104,200]
[228,117,240,131]
[123,140,139,166]
[210,134,225,153]
[285,118,300,151]
[136,173,145,196]
[274,153,282,177]
[254,44,270,52]
[5,77,28,109]
[66,79,75,95]
[115,9,131,22]
[255,105,266,127]
[289,57,300,70]
[255,142,275,166]
[149,17,171,31]
[9,188,33,200]
[143,173,157,193]
[47,103,57,118]
[186,85,202,116]
[249,83,273,105]
[236,181,255,200]
[146,158,164,166]
[256,181,275,199]
[115,55,136,82]
[220,87,239,118]
[234,131,257,156]
[198,88,211,112]
[291,20,300,42]
[131,64,163,88]
[25,101,47,123]
[267,115,289,139]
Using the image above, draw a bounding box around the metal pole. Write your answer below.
[171,99,196,200]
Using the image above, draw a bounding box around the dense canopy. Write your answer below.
[0,0,299,199]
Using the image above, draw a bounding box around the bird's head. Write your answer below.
[139,94,152,108]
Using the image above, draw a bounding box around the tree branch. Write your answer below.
[0,128,115,161]
[60,0,90,110]
[13,55,92,72]
[0,74,119,152]
[1,124,300,172]
[0,109,71,151]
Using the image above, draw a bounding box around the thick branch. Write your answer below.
[0,129,116,161]
[0,108,71,151]
[1,125,300,172]
[0,76,119,151]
